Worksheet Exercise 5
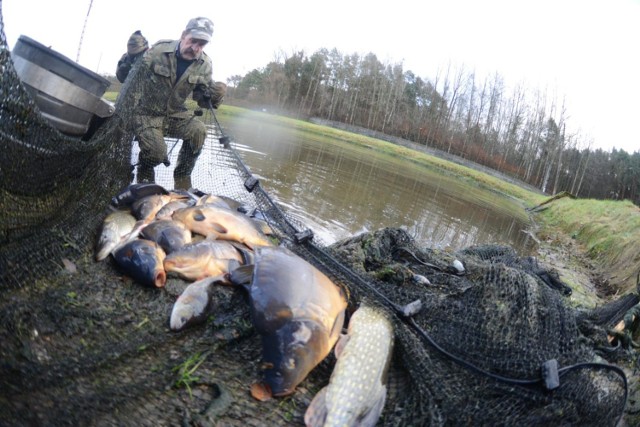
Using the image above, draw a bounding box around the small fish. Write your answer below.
[113,239,167,287]
[139,219,192,254]
[172,205,273,249]
[170,275,226,331]
[95,209,137,261]
[163,240,246,281]
[304,305,394,427]
[229,246,347,397]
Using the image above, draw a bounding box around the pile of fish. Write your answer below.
[95,183,394,424]
[95,183,273,289]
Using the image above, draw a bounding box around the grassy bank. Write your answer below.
[537,198,640,295]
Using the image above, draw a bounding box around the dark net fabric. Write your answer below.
[0,4,629,426]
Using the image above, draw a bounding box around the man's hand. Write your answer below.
[194,82,227,109]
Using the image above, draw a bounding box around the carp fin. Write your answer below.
[334,332,350,359]
[228,264,255,286]
[303,386,328,427]
[228,241,255,265]
[193,209,206,222]
[251,218,273,235]
[211,222,228,234]
[357,385,388,426]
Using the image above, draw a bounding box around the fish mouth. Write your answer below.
[154,270,167,287]
[271,387,295,397]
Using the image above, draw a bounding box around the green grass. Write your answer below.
[172,352,208,398]
[104,91,118,102]
[538,198,640,293]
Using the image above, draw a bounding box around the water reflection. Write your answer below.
[223,112,533,253]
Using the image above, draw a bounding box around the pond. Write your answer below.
[216,110,534,255]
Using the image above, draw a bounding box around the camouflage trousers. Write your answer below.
[133,112,206,185]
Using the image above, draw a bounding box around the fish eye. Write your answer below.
[292,323,312,344]
[285,358,296,369]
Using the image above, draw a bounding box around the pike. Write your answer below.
[305,305,394,427]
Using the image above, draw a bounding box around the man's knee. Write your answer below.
[184,120,206,151]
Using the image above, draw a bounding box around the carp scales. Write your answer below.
[139,219,192,254]
[170,275,226,331]
[229,246,347,397]
[304,305,394,427]
[172,205,273,249]
[163,240,247,281]
[155,200,195,220]
[113,239,167,287]
[95,209,138,261]
[132,193,189,223]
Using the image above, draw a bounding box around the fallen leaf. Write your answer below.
[62,258,77,273]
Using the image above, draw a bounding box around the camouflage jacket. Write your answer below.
[115,51,145,83]
[134,39,221,116]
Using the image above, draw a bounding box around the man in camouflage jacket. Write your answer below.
[119,17,226,189]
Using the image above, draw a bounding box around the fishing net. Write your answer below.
[0,4,632,426]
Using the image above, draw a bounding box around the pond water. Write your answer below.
[219,111,534,253]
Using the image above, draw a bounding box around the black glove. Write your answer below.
[194,83,225,109]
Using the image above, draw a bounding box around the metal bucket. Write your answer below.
[11,35,114,137]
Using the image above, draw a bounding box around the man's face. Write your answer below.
[179,33,208,60]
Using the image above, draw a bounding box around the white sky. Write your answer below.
[2,0,639,153]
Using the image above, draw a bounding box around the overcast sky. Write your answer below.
[3,0,639,154]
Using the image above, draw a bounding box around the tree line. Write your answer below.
[225,48,639,205]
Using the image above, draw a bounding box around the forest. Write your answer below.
[224,48,639,205]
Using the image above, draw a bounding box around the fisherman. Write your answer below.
[115,30,149,83]
[117,17,227,189]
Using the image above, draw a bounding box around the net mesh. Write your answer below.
[0,5,631,426]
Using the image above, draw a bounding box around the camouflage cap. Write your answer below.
[185,17,213,42]
[127,30,148,56]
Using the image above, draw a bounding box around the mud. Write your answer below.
[0,255,329,426]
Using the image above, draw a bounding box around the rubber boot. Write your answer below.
[173,175,192,190]
[137,164,155,184]
[173,140,198,189]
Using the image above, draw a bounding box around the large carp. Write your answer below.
[113,239,167,288]
[139,219,192,254]
[172,205,273,249]
[229,246,347,397]
[163,240,247,281]
[304,305,394,427]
